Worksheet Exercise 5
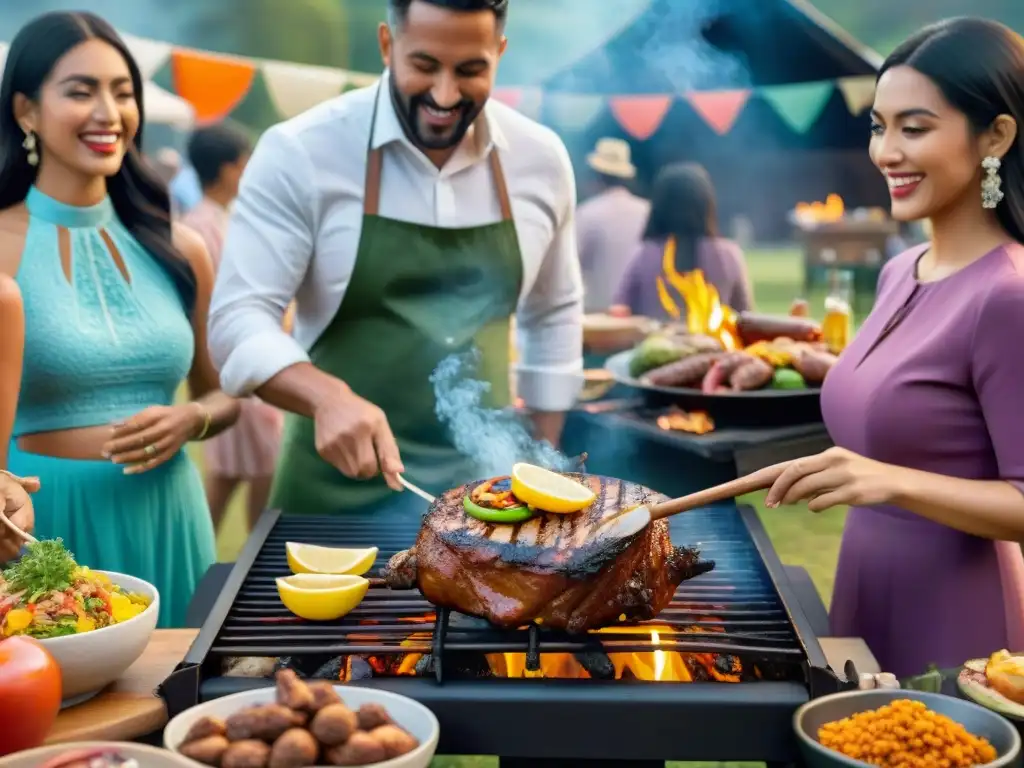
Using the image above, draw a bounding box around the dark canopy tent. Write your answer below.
[545,0,889,240]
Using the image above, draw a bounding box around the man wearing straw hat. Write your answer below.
[576,137,650,313]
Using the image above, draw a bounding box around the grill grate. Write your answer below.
[207,503,805,666]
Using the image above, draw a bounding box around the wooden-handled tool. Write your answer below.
[594,460,794,543]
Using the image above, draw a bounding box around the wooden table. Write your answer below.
[45,629,197,745]
[43,630,880,745]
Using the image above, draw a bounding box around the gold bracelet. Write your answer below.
[192,401,213,441]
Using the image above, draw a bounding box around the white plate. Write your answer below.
[0,741,193,767]
[959,658,1024,721]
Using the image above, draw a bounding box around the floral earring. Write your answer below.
[22,131,38,167]
[982,156,1004,209]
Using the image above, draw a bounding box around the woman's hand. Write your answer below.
[102,404,203,475]
[764,447,906,512]
[0,471,39,562]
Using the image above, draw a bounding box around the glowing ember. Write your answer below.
[656,407,714,435]
[655,238,740,351]
[793,193,845,225]
[339,619,743,683]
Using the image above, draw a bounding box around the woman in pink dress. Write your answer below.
[182,123,283,532]
[764,18,1024,676]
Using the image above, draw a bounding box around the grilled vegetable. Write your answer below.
[736,312,823,346]
[771,368,806,389]
[464,477,533,523]
[628,334,688,377]
[642,352,723,388]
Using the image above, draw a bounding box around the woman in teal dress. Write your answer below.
[0,12,239,627]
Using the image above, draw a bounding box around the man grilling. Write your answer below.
[207,0,583,516]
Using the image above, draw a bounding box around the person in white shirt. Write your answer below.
[207,0,583,515]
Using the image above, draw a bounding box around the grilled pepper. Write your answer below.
[464,477,534,523]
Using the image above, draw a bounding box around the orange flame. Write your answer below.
[656,238,740,350]
[794,193,845,224]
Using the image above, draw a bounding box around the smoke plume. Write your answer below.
[431,350,572,478]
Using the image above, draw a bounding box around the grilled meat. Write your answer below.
[383,474,714,632]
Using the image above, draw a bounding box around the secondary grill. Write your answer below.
[162,503,852,764]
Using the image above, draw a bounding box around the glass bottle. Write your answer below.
[822,270,853,354]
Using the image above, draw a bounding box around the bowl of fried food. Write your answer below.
[165,669,439,767]
[794,689,1020,768]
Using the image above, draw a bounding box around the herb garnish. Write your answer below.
[1,538,78,601]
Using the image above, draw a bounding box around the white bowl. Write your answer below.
[38,571,159,708]
[0,741,194,767]
[165,685,440,768]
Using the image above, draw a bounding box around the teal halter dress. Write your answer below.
[7,187,216,628]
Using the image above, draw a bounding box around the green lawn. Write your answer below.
[191,245,857,767]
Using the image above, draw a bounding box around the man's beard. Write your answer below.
[389,76,481,151]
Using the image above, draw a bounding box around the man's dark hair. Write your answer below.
[388,0,508,28]
[187,122,253,189]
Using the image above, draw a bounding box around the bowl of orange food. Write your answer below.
[794,689,1020,768]
[0,540,158,707]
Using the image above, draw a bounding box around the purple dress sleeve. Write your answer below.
[971,275,1024,494]
[613,243,645,310]
[727,242,753,312]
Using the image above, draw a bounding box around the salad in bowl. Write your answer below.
[0,539,158,706]
[0,539,150,638]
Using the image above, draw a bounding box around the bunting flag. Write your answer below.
[544,92,606,131]
[121,33,172,80]
[171,50,257,124]
[609,95,673,141]
[837,75,876,115]
[492,88,523,110]
[685,90,750,135]
[759,81,834,134]
[262,61,349,118]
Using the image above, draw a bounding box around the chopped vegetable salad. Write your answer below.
[0,539,150,638]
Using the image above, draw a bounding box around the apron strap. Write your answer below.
[362,83,514,221]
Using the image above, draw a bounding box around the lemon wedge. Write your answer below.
[276,574,369,621]
[286,543,378,576]
[510,462,596,514]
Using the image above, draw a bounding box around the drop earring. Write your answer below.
[982,155,1004,209]
[22,131,38,167]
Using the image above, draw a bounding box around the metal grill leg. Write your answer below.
[433,607,449,684]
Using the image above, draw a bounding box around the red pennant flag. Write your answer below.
[685,90,751,135]
[492,88,523,110]
[609,95,673,141]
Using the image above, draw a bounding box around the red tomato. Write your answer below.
[0,635,63,756]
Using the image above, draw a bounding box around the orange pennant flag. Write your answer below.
[685,90,751,135]
[609,95,673,141]
[171,50,256,124]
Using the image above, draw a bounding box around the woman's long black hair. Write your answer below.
[641,162,718,273]
[880,18,1024,244]
[0,11,195,310]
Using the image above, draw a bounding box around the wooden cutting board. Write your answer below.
[45,629,197,745]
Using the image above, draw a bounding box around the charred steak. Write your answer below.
[383,473,714,633]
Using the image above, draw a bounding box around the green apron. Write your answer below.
[270,87,524,514]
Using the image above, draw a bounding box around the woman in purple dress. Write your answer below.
[611,162,753,318]
[765,18,1024,677]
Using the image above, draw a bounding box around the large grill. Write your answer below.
[161,501,852,765]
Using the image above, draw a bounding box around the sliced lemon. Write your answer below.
[276,574,369,621]
[286,543,378,576]
[510,462,596,514]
